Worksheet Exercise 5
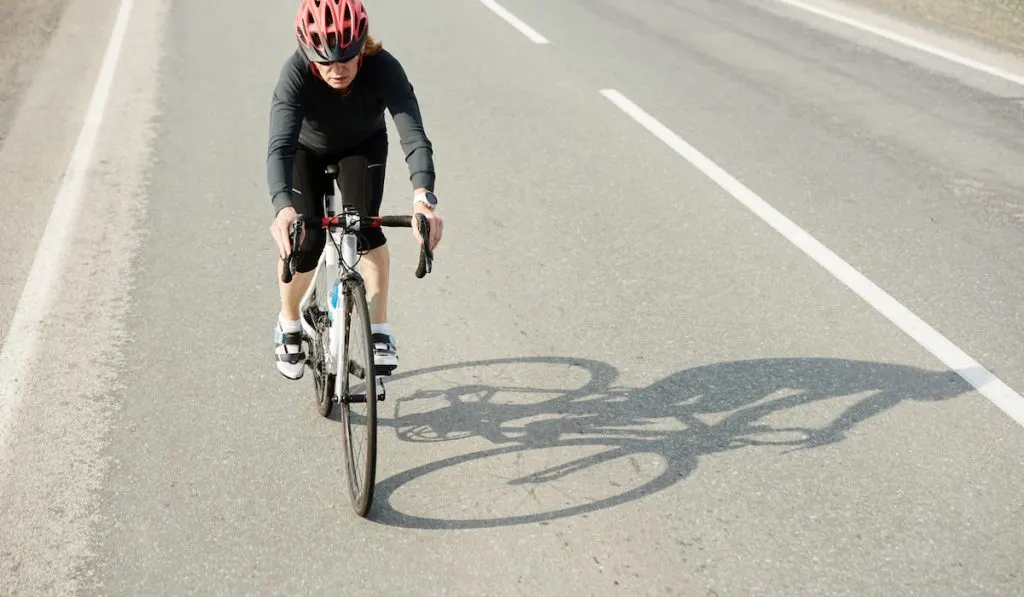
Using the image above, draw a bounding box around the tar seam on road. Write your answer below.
[600,87,1024,431]
[0,0,136,454]
[773,0,1024,87]
[480,0,550,44]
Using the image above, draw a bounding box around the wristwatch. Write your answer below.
[414,191,438,210]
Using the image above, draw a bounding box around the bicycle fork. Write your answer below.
[330,212,387,404]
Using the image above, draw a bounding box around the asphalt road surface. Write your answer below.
[2,0,1024,595]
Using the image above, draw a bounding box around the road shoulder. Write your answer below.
[0,0,168,594]
[0,0,72,148]
[848,0,1024,53]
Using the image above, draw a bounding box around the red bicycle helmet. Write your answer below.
[295,0,369,63]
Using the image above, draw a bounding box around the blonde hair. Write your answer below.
[363,35,382,56]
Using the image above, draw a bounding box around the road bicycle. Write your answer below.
[280,162,433,517]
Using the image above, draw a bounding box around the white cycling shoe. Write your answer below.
[275,321,306,380]
[372,332,398,375]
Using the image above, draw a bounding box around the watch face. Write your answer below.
[424,192,437,206]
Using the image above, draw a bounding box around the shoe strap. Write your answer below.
[277,351,305,364]
[371,333,394,350]
[275,328,303,346]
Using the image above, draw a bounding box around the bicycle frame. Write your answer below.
[297,176,364,404]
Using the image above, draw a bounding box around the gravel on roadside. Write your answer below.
[0,0,71,148]
[829,0,1024,53]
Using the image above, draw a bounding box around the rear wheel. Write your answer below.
[306,271,336,418]
[311,309,334,418]
[339,278,377,517]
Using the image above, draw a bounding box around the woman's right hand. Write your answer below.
[270,206,298,260]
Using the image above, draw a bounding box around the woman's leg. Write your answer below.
[275,147,328,380]
[336,131,396,372]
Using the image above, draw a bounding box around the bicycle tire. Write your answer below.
[305,265,336,418]
[339,278,377,517]
[315,266,339,415]
[311,299,334,418]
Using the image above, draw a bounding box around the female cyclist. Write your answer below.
[266,0,444,380]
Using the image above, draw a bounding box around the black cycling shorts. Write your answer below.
[290,129,389,273]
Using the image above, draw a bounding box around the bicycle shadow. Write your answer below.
[367,356,973,529]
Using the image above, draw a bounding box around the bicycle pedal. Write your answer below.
[374,364,396,376]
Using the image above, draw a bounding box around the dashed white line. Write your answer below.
[773,0,1024,87]
[0,0,136,453]
[600,87,1024,430]
[480,0,550,44]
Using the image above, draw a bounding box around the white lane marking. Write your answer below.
[479,0,550,44]
[600,88,1024,430]
[0,0,136,452]
[772,0,1024,87]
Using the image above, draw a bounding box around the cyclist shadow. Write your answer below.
[369,356,973,529]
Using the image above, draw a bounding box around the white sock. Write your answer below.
[278,317,301,350]
[279,317,301,333]
[371,323,391,336]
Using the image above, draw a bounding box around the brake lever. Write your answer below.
[280,218,302,284]
[415,213,433,278]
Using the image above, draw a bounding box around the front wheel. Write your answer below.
[338,279,378,517]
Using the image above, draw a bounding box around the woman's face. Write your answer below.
[314,56,360,90]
